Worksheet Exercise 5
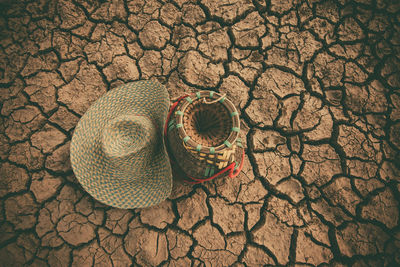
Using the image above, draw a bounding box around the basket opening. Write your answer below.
[183,100,232,147]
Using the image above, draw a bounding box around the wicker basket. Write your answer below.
[166,91,244,182]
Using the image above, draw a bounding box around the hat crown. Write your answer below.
[102,114,156,159]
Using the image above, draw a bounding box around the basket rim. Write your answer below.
[174,91,240,153]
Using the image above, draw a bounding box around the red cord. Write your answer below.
[163,95,188,138]
[163,95,244,184]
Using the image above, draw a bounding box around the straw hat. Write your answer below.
[70,80,172,209]
[165,91,244,183]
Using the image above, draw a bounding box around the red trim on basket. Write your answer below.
[163,94,244,184]
[164,95,188,138]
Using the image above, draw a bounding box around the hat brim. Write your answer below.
[70,81,172,209]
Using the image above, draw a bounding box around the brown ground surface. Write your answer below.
[1,0,400,266]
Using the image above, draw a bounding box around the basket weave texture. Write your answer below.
[166,91,244,180]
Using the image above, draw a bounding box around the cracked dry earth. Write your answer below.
[0,0,400,266]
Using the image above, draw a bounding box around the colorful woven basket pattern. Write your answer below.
[70,80,172,209]
[166,91,244,181]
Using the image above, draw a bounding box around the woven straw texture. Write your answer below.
[70,80,172,209]
[167,91,244,180]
